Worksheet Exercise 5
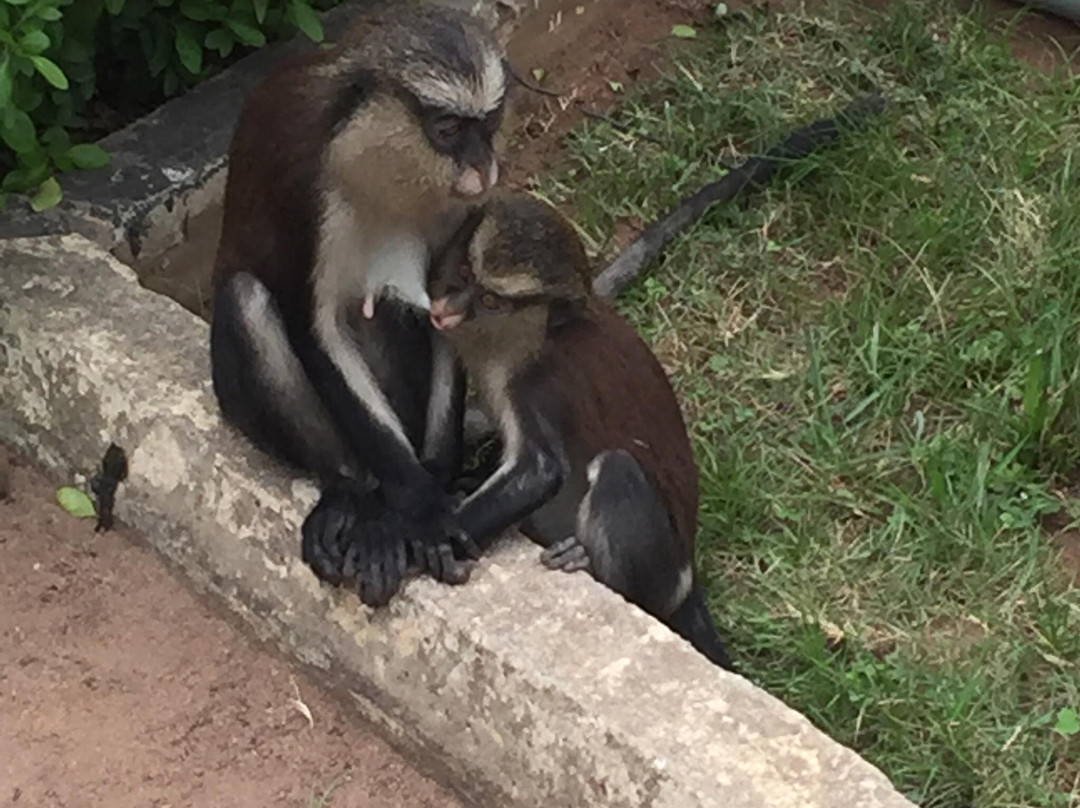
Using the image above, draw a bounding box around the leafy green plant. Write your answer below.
[1,0,337,211]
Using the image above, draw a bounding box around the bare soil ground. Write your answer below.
[0,448,463,808]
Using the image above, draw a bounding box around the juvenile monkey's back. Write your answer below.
[545,298,699,548]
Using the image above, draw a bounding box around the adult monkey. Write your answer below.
[210,5,509,605]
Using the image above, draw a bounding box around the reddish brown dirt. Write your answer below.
[0,448,464,808]
[1051,530,1080,582]
[972,0,1080,72]
[1043,482,1080,584]
[501,0,716,185]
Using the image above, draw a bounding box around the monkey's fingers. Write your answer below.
[303,537,346,584]
[302,513,350,583]
[540,538,591,573]
[340,536,365,580]
[441,516,482,560]
[394,537,409,581]
[358,558,395,608]
[437,544,472,585]
[424,541,445,580]
[456,533,483,560]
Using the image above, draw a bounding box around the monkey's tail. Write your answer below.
[593,91,888,300]
[667,583,736,672]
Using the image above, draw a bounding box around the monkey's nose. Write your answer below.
[453,159,499,198]
[453,166,485,197]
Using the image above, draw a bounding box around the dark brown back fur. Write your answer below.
[212,47,344,329]
[543,298,699,552]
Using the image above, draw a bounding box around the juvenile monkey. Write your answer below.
[428,193,732,669]
[210,6,510,604]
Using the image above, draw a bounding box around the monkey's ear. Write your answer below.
[547,298,584,330]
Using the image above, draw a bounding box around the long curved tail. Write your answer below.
[593,91,888,300]
[667,583,736,672]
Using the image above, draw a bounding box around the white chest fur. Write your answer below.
[313,188,431,316]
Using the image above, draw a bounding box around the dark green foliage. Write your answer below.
[0,0,341,210]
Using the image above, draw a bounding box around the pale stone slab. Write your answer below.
[0,234,918,808]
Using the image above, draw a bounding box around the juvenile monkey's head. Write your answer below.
[326,7,508,212]
[428,192,591,343]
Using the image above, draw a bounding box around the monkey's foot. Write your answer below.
[341,510,411,608]
[540,537,591,573]
[301,479,409,608]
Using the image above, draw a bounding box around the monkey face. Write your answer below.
[428,192,592,335]
[327,8,509,212]
[421,106,504,198]
[428,247,539,334]
[389,9,508,200]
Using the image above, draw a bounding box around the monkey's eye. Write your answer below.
[433,115,463,143]
[480,292,501,310]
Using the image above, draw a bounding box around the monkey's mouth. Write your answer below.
[430,298,466,331]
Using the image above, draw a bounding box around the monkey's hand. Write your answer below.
[301,477,409,607]
[404,502,481,586]
[380,479,482,584]
[540,537,591,574]
[341,507,411,608]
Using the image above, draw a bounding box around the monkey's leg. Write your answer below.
[212,275,406,600]
[303,301,481,583]
[211,272,350,479]
[572,450,734,670]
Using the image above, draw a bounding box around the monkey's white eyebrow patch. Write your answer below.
[477,48,506,112]
[485,272,544,297]
[408,51,505,118]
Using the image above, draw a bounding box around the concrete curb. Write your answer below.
[0,234,917,807]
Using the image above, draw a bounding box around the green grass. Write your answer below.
[535,2,1080,805]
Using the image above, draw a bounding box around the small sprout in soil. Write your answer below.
[56,486,96,518]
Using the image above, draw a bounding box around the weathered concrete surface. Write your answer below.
[0,234,917,808]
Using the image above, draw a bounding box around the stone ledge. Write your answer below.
[0,233,918,808]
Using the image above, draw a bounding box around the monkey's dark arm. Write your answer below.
[298,330,478,592]
[454,379,569,550]
[593,91,887,299]
[294,331,448,512]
